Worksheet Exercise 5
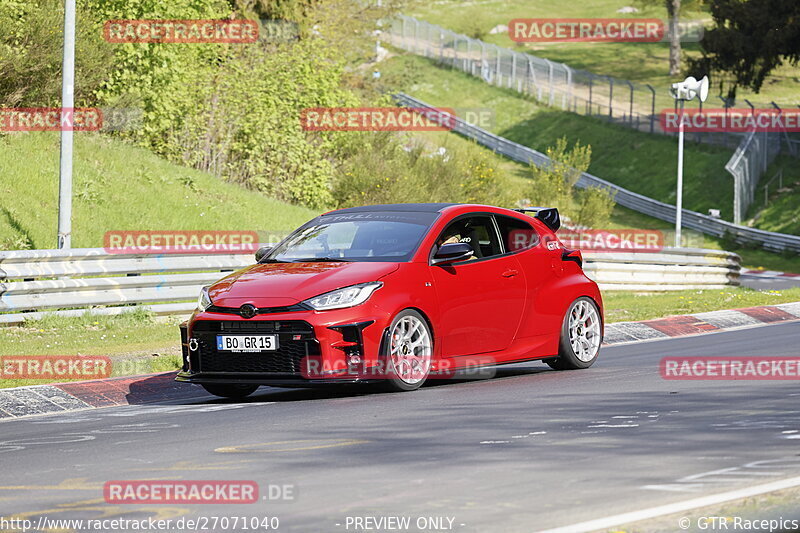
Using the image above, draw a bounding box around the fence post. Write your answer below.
[544,58,554,106]
[439,29,444,62]
[588,73,593,115]
[496,46,501,86]
[414,18,419,54]
[511,51,517,91]
[646,84,655,133]
[625,80,634,126]
[564,65,573,111]
[718,96,730,148]
[608,77,614,119]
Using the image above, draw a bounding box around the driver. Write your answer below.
[436,227,476,261]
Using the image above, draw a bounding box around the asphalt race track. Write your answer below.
[0,322,799,533]
[740,273,800,291]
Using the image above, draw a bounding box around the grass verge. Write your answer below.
[0,132,319,249]
[603,287,800,323]
[381,54,736,222]
[0,309,182,388]
[409,0,800,105]
[2,288,798,388]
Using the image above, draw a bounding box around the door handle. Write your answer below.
[502,269,519,278]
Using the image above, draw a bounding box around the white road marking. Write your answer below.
[538,475,800,533]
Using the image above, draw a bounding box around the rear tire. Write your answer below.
[383,309,433,392]
[201,383,259,398]
[547,297,602,371]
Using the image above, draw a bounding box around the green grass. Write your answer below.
[0,310,182,388]
[410,0,800,106]
[0,132,319,249]
[382,53,800,271]
[382,54,736,221]
[744,158,800,236]
[603,287,800,323]
[1,286,797,388]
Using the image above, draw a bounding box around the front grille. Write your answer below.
[206,304,308,316]
[192,320,319,374]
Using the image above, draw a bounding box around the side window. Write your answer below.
[436,216,502,260]
[496,215,540,252]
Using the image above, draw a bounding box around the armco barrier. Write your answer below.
[0,248,251,325]
[583,248,741,291]
[0,246,739,325]
[394,93,800,254]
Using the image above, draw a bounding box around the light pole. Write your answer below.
[57,0,76,249]
[669,75,708,248]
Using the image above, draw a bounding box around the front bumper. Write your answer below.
[176,305,393,386]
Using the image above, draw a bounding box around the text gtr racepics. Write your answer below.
[177,203,604,397]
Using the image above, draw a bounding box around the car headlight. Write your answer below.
[197,286,213,311]
[303,282,383,311]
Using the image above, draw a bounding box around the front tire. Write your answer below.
[546,297,602,370]
[201,383,259,398]
[383,309,433,392]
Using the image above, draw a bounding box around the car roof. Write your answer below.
[323,203,458,215]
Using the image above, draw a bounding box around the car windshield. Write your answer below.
[267,211,439,262]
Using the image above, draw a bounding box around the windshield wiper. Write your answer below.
[291,257,351,263]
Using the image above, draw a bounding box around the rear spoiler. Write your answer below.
[512,207,560,232]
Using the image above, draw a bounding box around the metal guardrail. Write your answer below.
[583,248,741,291]
[0,248,251,325]
[388,15,799,230]
[0,246,740,325]
[395,93,800,254]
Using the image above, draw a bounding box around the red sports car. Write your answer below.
[176,203,603,397]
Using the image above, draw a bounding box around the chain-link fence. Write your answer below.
[386,15,798,226]
[395,93,800,253]
[725,130,783,224]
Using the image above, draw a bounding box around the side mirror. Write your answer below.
[255,246,272,262]
[432,242,474,266]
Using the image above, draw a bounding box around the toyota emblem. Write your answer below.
[239,304,258,319]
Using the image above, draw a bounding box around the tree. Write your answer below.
[228,0,407,64]
[526,138,615,229]
[637,0,702,76]
[688,0,800,97]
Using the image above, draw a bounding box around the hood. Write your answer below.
[208,261,400,308]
